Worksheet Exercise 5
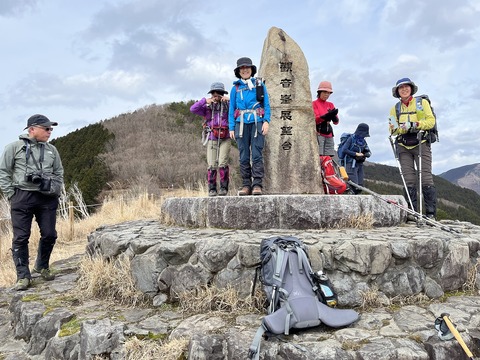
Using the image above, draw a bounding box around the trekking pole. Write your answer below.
[388,135,414,211]
[440,313,474,360]
[346,180,461,234]
[417,131,424,222]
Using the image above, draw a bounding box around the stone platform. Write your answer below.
[2,220,479,359]
[161,194,408,229]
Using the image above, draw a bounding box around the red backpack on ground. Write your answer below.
[320,156,347,194]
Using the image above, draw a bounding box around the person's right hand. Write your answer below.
[229,130,235,140]
[399,121,412,131]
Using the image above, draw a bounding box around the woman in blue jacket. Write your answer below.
[228,57,271,196]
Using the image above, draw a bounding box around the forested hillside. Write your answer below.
[100,102,239,193]
[49,102,480,224]
[364,162,480,224]
[50,123,114,205]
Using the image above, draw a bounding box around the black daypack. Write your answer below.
[395,94,439,143]
[248,236,359,360]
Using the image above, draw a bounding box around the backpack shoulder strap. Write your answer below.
[248,323,267,360]
[415,96,423,110]
[268,242,290,314]
[395,100,416,119]
[395,101,401,120]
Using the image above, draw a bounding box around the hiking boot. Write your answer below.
[13,278,31,291]
[406,214,416,222]
[218,188,228,196]
[33,267,55,281]
[425,214,437,226]
[238,186,251,196]
[252,186,262,196]
[208,189,217,197]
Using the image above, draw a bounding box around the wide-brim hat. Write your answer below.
[317,80,333,93]
[207,82,228,95]
[355,123,370,137]
[24,114,58,130]
[392,77,418,98]
[234,57,257,78]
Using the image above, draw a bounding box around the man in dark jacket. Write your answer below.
[0,114,64,290]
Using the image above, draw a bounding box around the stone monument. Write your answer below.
[258,27,323,194]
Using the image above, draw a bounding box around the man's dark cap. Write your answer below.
[24,114,58,130]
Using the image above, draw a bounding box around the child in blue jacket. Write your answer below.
[342,123,371,194]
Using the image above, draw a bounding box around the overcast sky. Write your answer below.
[1,0,479,174]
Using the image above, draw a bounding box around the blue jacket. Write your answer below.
[228,77,271,131]
[343,135,371,166]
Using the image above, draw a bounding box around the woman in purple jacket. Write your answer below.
[190,82,231,196]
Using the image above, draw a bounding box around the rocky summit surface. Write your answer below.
[1,220,480,359]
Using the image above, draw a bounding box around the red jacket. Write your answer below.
[312,98,339,138]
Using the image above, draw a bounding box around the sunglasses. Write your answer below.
[35,126,54,132]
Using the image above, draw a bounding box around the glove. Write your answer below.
[320,108,338,121]
[328,108,338,116]
[411,122,419,130]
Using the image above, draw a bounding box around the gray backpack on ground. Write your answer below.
[248,236,359,360]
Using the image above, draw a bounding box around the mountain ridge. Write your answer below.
[439,163,480,195]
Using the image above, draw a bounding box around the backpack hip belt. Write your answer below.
[235,109,259,138]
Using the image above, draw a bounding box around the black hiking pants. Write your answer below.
[235,122,265,188]
[10,189,59,280]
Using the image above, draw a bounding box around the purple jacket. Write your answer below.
[190,98,230,140]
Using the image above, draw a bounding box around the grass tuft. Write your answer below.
[74,255,149,308]
[177,285,264,316]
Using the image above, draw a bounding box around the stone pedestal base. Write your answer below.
[161,194,407,230]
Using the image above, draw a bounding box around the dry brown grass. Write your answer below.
[335,214,374,230]
[360,285,433,311]
[390,293,431,307]
[74,255,149,307]
[359,286,384,310]
[125,336,189,360]
[463,258,480,293]
[0,188,205,287]
[177,285,265,316]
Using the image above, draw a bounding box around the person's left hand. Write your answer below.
[262,122,269,135]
